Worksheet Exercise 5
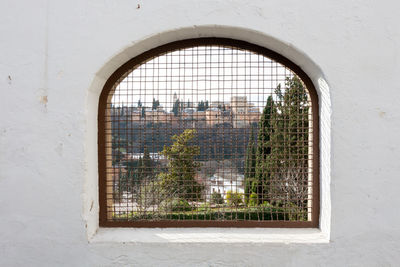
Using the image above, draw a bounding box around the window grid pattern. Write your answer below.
[100,40,317,227]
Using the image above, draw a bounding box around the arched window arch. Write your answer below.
[98,38,319,227]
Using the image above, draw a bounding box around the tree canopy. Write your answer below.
[244,76,310,207]
[159,129,203,201]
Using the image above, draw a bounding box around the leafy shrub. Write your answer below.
[285,202,307,221]
[160,198,192,212]
[261,201,272,208]
[226,191,243,207]
[113,187,122,203]
[198,203,211,212]
[248,192,258,206]
[127,209,287,221]
[135,180,163,211]
[210,192,224,204]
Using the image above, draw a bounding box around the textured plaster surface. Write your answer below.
[1,0,400,266]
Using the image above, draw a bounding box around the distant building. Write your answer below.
[182,108,196,120]
[126,95,260,127]
[145,109,170,123]
[210,101,227,109]
[230,96,247,114]
[208,173,245,200]
[128,152,166,161]
[205,108,232,126]
[230,96,261,127]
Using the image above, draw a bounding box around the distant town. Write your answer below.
[110,94,261,213]
[110,76,311,221]
[111,93,261,128]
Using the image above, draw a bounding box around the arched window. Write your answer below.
[98,38,319,227]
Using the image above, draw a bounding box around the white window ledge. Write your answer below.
[90,228,329,244]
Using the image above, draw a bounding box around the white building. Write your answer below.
[209,174,244,200]
[128,152,166,161]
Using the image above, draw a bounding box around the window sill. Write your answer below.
[90,227,329,244]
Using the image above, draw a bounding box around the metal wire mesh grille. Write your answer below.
[102,43,315,226]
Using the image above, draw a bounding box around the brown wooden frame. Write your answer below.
[98,38,320,228]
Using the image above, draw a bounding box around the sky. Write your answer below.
[111,46,299,111]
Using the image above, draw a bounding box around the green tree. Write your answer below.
[137,156,143,180]
[246,76,309,210]
[172,99,180,116]
[271,76,309,206]
[118,157,145,194]
[141,106,146,118]
[210,192,224,204]
[244,126,256,203]
[142,147,153,178]
[159,129,203,201]
[253,96,275,203]
[152,98,160,110]
[226,190,243,207]
[197,100,205,111]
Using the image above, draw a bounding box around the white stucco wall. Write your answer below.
[1,0,399,266]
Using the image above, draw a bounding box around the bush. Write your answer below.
[285,202,307,221]
[261,201,272,208]
[248,192,258,206]
[160,198,192,212]
[210,192,224,204]
[113,187,122,203]
[135,180,163,211]
[198,203,211,212]
[126,209,287,221]
[226,191,243,207]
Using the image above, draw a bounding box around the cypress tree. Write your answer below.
[248,76,309,209]
[142,147,153,178]
[197,100,205,111]
[244,126,257,203]
[137,156,143,180]
[254,96,274,203]
[268,90,284,204]
[172,99,180,116]
[272,76,309,207]
[141,107,145,118]
[152,98,160,110]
